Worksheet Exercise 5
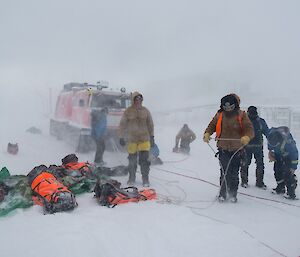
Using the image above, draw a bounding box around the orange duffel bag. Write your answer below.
[29,166,77,214]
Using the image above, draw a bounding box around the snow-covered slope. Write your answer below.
[0,110,299,257]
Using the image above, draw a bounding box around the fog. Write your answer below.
[2,3,300,256]
[1,0,300,120]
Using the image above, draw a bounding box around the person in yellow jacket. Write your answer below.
[119,92,154,187]
[203,94,254,202]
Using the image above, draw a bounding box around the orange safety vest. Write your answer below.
[216,112,243,138]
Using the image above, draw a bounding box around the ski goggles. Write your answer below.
[222,102,235,112]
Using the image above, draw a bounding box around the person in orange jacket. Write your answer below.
[203,94,254,202]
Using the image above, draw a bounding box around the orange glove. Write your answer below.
[240,136,250,145]
[203,133,211,143]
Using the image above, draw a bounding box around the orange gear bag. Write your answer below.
[31,171,77,213]
[94,181,157,207]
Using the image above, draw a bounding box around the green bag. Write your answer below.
[0,175,33,217]
[0,167,10,180]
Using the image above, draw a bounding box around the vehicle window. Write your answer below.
[91,95,131,109]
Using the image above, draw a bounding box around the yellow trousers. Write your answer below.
[127,141,150,154]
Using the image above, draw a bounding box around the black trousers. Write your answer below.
[274,159,297,197]
[240,146,264,184]
[128,151,150,182]
[94,137,105,163]
[218,149,242,198]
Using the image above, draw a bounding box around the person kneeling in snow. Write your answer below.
[203,94,254,203]
[173,124,196,154]
[267,127,298,200]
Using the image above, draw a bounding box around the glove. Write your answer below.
[290,169,295,175]
[119,138,126,146]
[150,136,155,147]
[268,151,275,162]
[240,136,250,145]
[203,133,211,143]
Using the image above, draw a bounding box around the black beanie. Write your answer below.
[247,106,258,118]
[220,94,238,112]
[62,154,78,165]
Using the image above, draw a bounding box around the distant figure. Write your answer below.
[240,106,269,189]
[7,143,19,155]
[267,126,298,200]
[91,107,108,166]
[149,143,163,165]
[173,124,196,154]
[119,92,154,187]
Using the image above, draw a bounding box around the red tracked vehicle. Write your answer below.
[50,82,131,152]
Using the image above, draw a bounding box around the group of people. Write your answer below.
[203,94,298,202]
[91,91,197,188]
[91,92,155,187]
[91,91,298,202]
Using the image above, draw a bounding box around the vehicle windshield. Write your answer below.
[91,94,131,109]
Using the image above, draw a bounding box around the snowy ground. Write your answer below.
[0,110,300,257]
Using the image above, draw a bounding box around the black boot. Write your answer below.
[286,174,297,199]
[241,182,248,188]
[127,172,136,186]
[139,151,150,187]
[272,180,285,194]
[229,190,238,203]
[256,169,267,189]
[142,175,150,187]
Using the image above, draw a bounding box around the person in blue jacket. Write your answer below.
[268,126,298,199]
[91,107,108,165]
[240,106,269,188]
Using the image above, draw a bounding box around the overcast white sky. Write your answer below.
[1,0,300,112]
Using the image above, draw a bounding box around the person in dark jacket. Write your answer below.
[173,124,196,154]
[91,107,108,165]
[203,94,254,203]
[268,126,298,199]
[240,106,269,189]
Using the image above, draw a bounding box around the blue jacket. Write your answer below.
[249,116,269,146]
[268,127,298,170]
[91,110,107,139]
